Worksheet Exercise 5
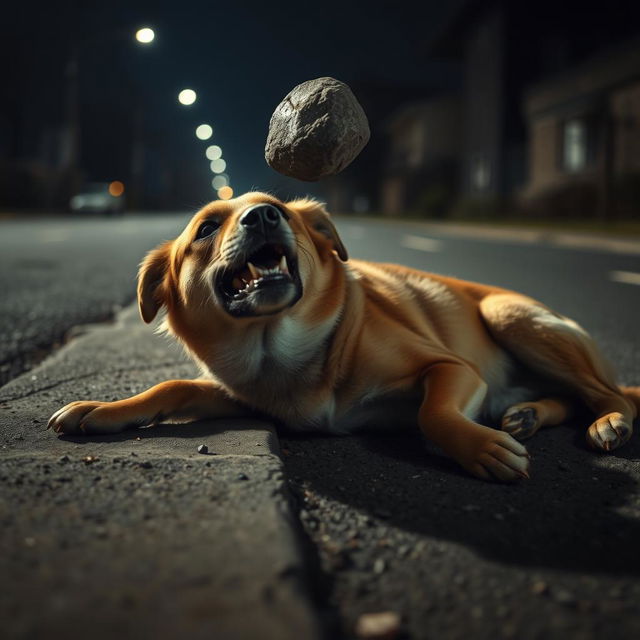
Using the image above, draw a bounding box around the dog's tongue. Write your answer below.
[232,266,253,291]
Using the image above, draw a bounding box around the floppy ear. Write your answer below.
[289,198,348,262]
[137,241,172,323]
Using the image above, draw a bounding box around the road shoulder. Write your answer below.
[0,305,324,640]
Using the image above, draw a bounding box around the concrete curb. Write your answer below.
[0,305,325,640]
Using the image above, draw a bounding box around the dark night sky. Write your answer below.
[2,0,465,205]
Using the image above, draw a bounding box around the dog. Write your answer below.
[48,192,640,482]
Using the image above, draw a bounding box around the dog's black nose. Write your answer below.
[240,204,281,233]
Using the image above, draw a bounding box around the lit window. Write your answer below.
[471,154,491,192]
[562,119,587,173]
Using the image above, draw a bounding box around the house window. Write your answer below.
[562,118,588,173]
[471,154,491,192]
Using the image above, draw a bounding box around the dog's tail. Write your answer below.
[621,386,640,418]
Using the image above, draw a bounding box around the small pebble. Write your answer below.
[531,580,549,596]
[553,589,577,606]
[373,558,386,574]
[355,611,401,640]
[197,444,208,454]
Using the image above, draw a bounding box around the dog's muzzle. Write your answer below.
[214,203,302,317]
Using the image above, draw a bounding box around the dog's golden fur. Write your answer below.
[49,192,640,481]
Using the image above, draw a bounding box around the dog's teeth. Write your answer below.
[247,262,259,280]
[279,255,289,274]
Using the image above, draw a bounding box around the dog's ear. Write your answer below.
[289,199,348,262]
[137,241,172,323]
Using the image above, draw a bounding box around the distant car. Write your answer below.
[70,182,124,215]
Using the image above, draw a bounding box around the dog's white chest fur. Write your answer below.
[206,315,340,426]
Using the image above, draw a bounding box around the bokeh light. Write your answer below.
[212,175,228,190]
[178,89,197,105]
[217,186,233,200]
[206,145,222,160]
[210,158,226,173]
[135,28,155,44]
[195,124,213,140]
[108,181,125,197]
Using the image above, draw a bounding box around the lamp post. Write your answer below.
[63,27,155,205]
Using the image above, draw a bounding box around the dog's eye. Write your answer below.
[196,221,220,240]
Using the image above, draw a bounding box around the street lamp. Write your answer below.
[212,174,228,190]
[63,25,156,211]
[135,28,155,44]
[217,186,233,200]
[178,89,197,105]
[210,158,226,173]
[196,124,213,140]
[206,145,222,160]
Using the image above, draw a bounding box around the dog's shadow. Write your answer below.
[60,417,640,576]
[282,420,640,576]
[57,418,277,447]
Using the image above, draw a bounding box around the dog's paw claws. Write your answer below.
[501,406,540,441]
[467,431,530,483]
[586,413,632,452]
[47,401,127,435]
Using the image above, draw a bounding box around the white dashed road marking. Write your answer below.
[609,270,640,286]
[36,230,70,243]
[400,235,443,252]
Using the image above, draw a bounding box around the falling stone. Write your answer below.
[265,77,370,182]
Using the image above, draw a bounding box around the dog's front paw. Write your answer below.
[586,412,632,452]
[465,430,530,483]
[47,401,133,435]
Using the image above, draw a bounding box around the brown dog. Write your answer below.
[48,192,640,482]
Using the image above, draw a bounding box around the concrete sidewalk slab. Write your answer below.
[0,306,323,640]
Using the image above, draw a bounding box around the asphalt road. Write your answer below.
[1,212,640,639]
[0,213,190,385]
[282,217,640,640]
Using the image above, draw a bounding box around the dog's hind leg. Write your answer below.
[501,397,573,441]
[480,293,636,452]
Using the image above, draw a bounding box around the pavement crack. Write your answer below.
[0,361,190,403]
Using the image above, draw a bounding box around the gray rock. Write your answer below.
[265,77,370,181]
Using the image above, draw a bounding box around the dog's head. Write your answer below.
[137,192,348,329]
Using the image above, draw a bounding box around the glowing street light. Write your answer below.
[178,89,197,105]
[212,174,228,190]
[196,124,213,140]
[217,186,233,200]
[108,181,125,197]
[206,145,222,160]
[135,28,155,44]
[210,158,226,173]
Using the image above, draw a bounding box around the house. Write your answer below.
[522,38,640,219]
[381,95,462,215]
[430,0,640,217]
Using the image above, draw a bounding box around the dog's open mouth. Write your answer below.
[223,243,291,300]
[217,242,302,316]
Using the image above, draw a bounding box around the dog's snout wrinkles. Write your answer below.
[240,204,281,234]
